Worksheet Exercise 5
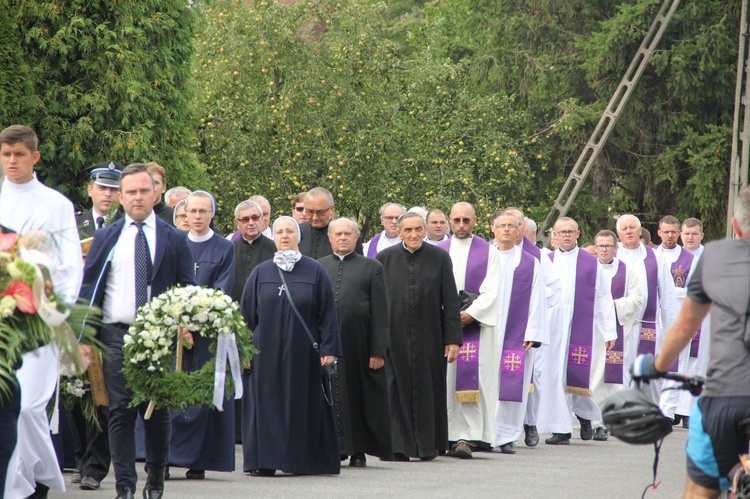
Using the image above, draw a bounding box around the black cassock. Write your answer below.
[240,256,343,475]
[230,235,276,302]
[376,243,462,458]
[299,222,364,259]
[319,252,392,459]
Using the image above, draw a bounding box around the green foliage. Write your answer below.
[193,0,532,238]
[0,0,31,127]
[8,0,206,202]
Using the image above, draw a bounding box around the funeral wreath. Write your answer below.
[122,285,255,411]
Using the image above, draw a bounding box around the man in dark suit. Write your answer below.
[79,163,195,499]
[76,160,124,238]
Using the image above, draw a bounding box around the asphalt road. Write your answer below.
[51,426,690,498]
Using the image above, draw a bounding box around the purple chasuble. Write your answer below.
[549,249,598,394]
[439,236,489,402]
[522,237,541,261]
[366,231,382,258]
[604,261,627,384]
[637,246,659,356]
[498,251,535,402]
[669,249,701,358]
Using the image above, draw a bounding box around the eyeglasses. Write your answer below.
[187,209,211,216]
[659,230,678,235]
[555,230,577,236]
[237,214,262,223]
[595,244,615,249]
[175,214,188,220]
[494,224,517,230]
[294,206,305,213]
[305,207,331,217]
[382,216,400,222]
[452,217,473,225]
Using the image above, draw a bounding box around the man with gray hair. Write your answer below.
[319,218,392,467]
[230,200,276,303]
[164,186,191,208]
[248,195,273,239]
[363,203,405,257]
[615,213,678,404]
[524,217,538,244]
[299,187,362,258]
[377,212,462,461]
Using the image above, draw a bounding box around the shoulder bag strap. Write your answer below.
[277,266,321,356]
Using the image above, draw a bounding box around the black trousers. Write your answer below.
[0,378,21,494]
[101,325,170,493]
[68,403,111,480]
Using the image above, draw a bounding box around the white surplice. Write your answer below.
[616,243,679,404]
[536,247,616,434]
[445,236,502,444]
[591,258,643,409]
[493,246,545,446]
[0,175,82,498]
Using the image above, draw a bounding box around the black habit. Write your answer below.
[319,252,392,459]
[376,243,462,459]
[298,222,363,259]
[230,235,277,301]
[240,257,343,475]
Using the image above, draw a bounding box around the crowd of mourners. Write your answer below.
[1,123,748,499]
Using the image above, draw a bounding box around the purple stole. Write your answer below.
[366,232,382,258]
[439,236,489,403]
[604,260,627,384]
[230,229,241,242]
[668,249,701,358]
[549,249,598,396]
[498,251,535,402]
[522,236,541,261]
[637,246,659,356]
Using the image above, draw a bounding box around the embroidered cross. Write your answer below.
[571,346,589,365]
[503,352,522,372]
[459,343,477,362]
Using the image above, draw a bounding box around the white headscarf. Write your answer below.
[272,216,302,272]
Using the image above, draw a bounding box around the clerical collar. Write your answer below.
[558,244,578,253]
[599,259,614,266]
[243,234,261,244]
[402,241,423,253]
[333,251,354,261]
[189,229,214,242]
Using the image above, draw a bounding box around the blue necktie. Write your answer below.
[133,222,152,309]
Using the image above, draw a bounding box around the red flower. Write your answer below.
[2,280,36,314]
[0,231,17,252]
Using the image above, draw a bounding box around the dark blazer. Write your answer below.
[79,215,196,311]
[76,209,97,239]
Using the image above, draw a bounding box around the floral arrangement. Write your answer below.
[0,228,98,403]
[122,285,255,411]
[59,362,102,429]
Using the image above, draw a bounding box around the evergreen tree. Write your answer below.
[0,0,31,128]
[8,0,205,203]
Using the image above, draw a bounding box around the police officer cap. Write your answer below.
[87,160,124,188]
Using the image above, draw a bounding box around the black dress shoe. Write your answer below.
[349,453,366,467]
[524,424,539,447]
[249,468,276,477]
[499,442,516,454]
[79,475,101,490]
[544,433,571,445]
[71,469,82,484]
[682,416,689,429]
[671,414,682,426]
[185,469,205,480]
[115,487,135,499]
[142,469,165,499]
[577,416,594,441]
[393,453,410,462]
[419,451,438,461]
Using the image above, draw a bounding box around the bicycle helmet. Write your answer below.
[602,388,673,445]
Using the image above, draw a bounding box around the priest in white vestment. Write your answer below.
[441,202,501,458]
[491,213,544,454]
[0,125,83,498]
[590,230,643,440]
[363,203,405,257]
[536,217,616,445]
[615,214,679,404]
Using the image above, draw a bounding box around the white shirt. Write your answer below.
[363,231,401,255]
[102,212,157,324]
[0,175,82,304]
